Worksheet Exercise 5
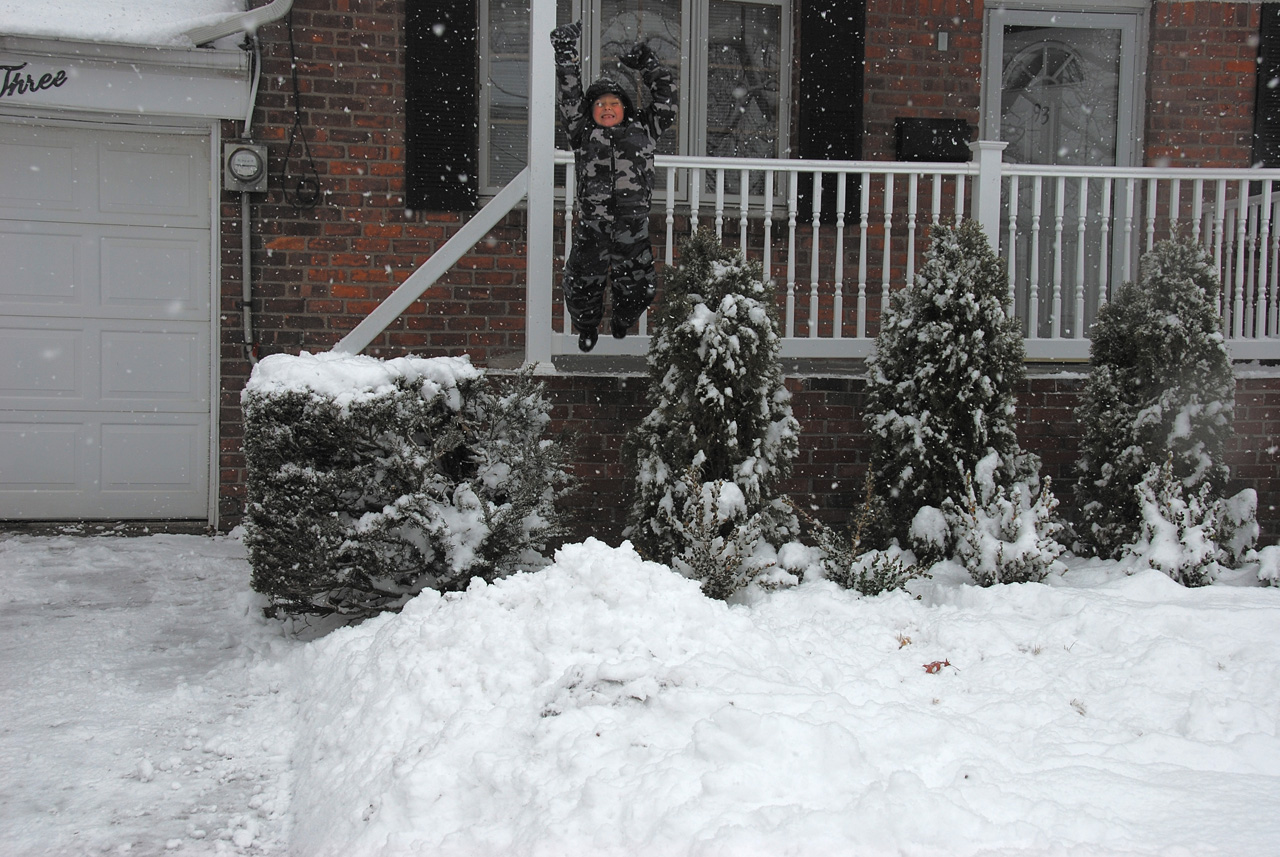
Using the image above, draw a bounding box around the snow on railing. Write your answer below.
[548,149,1280,362]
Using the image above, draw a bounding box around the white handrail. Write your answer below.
[332,168,530,356]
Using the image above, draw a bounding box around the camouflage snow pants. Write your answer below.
[563,214,656,332]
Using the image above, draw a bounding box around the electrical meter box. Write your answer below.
[223,142,269,193]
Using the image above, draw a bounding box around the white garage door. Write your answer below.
[0,121,213,520]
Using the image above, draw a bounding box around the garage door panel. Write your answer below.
[0,423,80,486]
[99,139,207,223]
[0,225,86,305]
[0,327,82,398]
[0,132,80,213]
[101,422,203,489]
[101,233,209,313]
[101,330,204,400]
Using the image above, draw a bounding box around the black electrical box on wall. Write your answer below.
[894,118,971,162]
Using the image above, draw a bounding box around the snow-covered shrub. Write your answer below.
[1125,456,1219,587]
[1215,488,1259,568]
[667,465,778,600]
[243,353,569,620]
[865,219,1037,547]
[625,229,800,569]
[941,453,1066,586]
[1076,238,1235,557]
[799,473,926,596]
[1255,544,1280,586]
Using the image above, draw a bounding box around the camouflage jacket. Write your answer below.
[556,58,677,221]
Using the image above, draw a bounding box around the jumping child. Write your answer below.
[549,21,677,351]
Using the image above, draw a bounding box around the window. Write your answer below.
[478,0,792,196]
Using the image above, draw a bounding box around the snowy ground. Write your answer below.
[2,531,1279,856]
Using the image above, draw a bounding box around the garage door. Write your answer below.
[0,121,213,520]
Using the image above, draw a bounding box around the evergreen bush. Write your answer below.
[798,473,926,596]
[1125,455,1220,587]
[940,453,1066,586]
[1076,237,1235,557]
[243,353,569,620]
[865,219,1037,548]
[624,229,800,596]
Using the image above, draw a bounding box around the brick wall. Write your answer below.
[1146,2,1261,167]
[862,0,984,162]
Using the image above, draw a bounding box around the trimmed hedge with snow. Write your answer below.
[241,352,569,620]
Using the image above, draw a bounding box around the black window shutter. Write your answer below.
[406,0,479,211]
[1254,4,1280,167]
[797,0,866,220]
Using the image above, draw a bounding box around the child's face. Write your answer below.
[592,94,624,128]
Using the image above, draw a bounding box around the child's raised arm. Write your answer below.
[620,41,677,138]
[551,21,586,138]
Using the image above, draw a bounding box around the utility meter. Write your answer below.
[223,142,269,193]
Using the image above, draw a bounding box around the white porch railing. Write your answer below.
[547,148,1280,362]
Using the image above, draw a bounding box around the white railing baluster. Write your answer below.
[739,168,750,251]
[906,172,919,286]
[1122,177,1137,282]
[857,171,870,338]
[1169,177,1181,235]
[1006,174,1018,316]
[931,173,942,225]
[714,169,726,239]
[809,171,822,338]
[690,167,701,232]
[763,170,775,284]
[1259,181,1269,340]
[955,173,966,224]
[882,174,894,321]
[1272,196,1280,336]
[1234,178,1249,338]
[1145,177,1158,252]
[1051,175,1065,339]
[1192,178,1204,244]
[786,171,798,338]
[1213,178,1227,275]
[563,166,576,332]
[834,172,847,339]
[1028,176,1042,338]
[1075,175,1087,338]
[665,165,677,267]
[1099,176,1113,308]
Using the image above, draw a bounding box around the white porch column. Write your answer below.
[969,140,1008,249]
[525,0,557,369]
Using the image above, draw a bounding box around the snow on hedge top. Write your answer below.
[0,0,242,47]
[244,350,482,411]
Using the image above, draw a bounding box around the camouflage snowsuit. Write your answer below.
[556,57,676,332]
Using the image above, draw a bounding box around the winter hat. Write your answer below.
[584,77,635,124]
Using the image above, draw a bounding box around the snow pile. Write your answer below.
[286,538,1280,857]
[5,532,1280,856]
[0,0,243,46]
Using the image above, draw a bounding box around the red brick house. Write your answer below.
[2,0,1278,543]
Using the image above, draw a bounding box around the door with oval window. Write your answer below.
[984,8,1143,340]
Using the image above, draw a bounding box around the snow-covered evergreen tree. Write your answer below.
[865,218,1036,547]
[624,230,800,592]
[1076,238,1235,557]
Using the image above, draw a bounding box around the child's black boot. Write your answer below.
[611,317,629,339]
[578,325,599,352]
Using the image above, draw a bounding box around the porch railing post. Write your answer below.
[970,140,1008,249]
[525,0,557,369]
